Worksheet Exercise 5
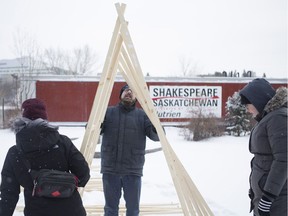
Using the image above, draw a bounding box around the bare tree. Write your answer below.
[43,45,98,75]
[43,48,67,74]
[13,29,44,103]
[11,29,100,110]
[67,45,98,75]
[178,56,199,77]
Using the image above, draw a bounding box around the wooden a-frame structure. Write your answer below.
[80,3,214,215]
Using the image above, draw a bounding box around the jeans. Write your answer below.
[102,173,141,216]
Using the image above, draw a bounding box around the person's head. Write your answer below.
[239,78,276,117]
[119,84,136,106]
[21,98,48,120]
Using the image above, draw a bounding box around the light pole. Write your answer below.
[11,73,19,109]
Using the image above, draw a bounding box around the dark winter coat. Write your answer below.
[240,81,287,216]
[100,102,160,176]
[0,118,90,216]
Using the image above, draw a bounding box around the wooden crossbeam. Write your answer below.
[16,203,183,215]
[84,203,183,215]
[80,3,214,215]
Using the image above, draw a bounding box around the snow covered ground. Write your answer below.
[0,125,253,216]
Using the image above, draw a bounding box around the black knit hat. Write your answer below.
[119,84,129,99]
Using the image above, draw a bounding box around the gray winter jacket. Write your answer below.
[240,80,287,216]
[100,102,159,176]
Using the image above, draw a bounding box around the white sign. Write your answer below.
[149,85,222,118]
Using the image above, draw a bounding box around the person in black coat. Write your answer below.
[0,98,90,216]
[239,78,287,216]
[100,84,160,216]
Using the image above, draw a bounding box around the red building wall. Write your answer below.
[36,81,125,122]
[36,80,287,122]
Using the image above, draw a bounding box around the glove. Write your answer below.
[248,188,255,213]
[248,188,254,200]
[258,195,272,216]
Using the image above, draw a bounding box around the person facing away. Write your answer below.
[239,78,287,216]
[100,84,160,216]
[0,98,90,216]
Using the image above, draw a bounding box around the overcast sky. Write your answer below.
[0,0,287,78]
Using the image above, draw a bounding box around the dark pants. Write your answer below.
[102,173,141,216]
